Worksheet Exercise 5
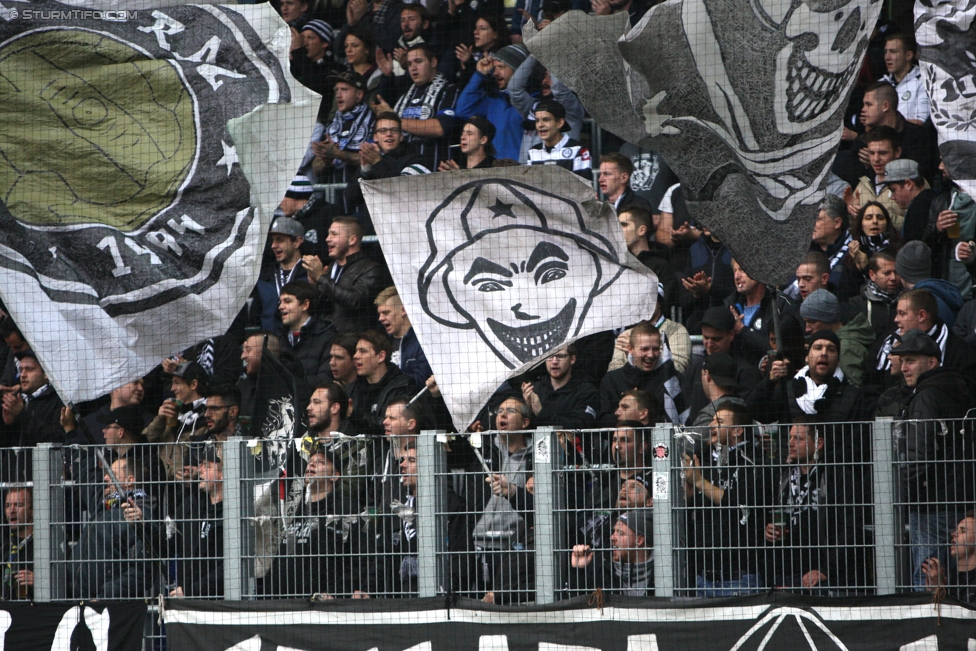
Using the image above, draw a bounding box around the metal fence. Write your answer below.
[3,417,975,606]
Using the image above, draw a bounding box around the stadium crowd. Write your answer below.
[1,0,975,606]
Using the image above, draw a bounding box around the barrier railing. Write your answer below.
[6,417,975,604]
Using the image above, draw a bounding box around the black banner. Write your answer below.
[164,593,976,651]
[1,601,144,651]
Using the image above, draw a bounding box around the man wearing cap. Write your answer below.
[526,99,592,180]
[799,289,875,389]
[685,307,762,424]
[891,328,974,589]
[72,451,157,599]
[873,287,976,397]
[289,19,340,97]
[312,71,375,209]
[884,159,936,241]
[689,353,748,427]
[682,403,763,597]
[0,350,64,448]
[570,508,654,596]
[455,44,530,161]
[303,216,388,335]
[250,216,309,332]
[786,331,867,427]
[372,43,458,168]
[438,116,496,170]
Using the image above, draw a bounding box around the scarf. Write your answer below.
[859,232,892,255]
[875,322,948,371]
[613,557,653,596]
[863,279,900,305]
[104,488,148,511]
[325,102,372,169]
[792,365,844,415]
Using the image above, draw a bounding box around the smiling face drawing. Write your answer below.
[446,234,598,363]
[419,178,624,369]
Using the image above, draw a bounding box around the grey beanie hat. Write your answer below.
[493,44,529,71]
[800,289,840,323]
[895,241,932,285]
[618,509,653,540]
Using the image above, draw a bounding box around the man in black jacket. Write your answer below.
[569,508,653,596]
[304,217,388,334]
[279,281,337,398]
[891,328,975,589]
[349,330,416,436]
[1,351,63,449]
[521,344,599,430]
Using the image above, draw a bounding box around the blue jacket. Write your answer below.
[915,278,964,328]
[455,72,523,161]
[251,263,309,332]
[397,328,432,387]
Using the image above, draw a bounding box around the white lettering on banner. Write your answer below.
[0,610,10,651]
[136,10,185,51]
[626,635,660,651]
[146,230,184,256]
[480,635,510,651]
[899,637,938,651]
[167,215,207,236]
[97,236,132,277]
[50,606,110,651]
[224,635,262,651]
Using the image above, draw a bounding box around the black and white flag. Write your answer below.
[362,167,657,430]
[526,0,882,285]
[916,0,976,196]
[0,1,318,402]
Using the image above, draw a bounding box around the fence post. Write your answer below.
[872,417,897,595]
[222,437,245,600]
[650,424,674,598]
[32,444,65,601]
[417,430,446,597]
[533,427,560,604]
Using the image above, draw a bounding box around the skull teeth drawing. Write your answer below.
[784,47,856,123]
[487,299,576,363]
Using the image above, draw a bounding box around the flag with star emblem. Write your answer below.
[362,166,657,431]
[0,2,318,402]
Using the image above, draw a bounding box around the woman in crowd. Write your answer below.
[846,201,903,274]
[343,26,383,95]
[455,14,508,85]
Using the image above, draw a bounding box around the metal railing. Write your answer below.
[4,417,974,604]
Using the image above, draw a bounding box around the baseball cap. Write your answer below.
[103,406,146,438]
[883,159,921,185]
[166,361,209,387]
[533,98,571,131]
[700,306,735,332]
[269,216,305,239]
[889,328,941,358]
[702,353,738,389]
[327,70,366,91]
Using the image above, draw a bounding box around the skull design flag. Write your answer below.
[526,0,883,285]
[916,0,976,196]
[362,167,657,431]
[0,3,318,402]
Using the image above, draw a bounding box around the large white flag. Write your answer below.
[0,2,319,402]
[916,0,976,197]
[362,167,657,431]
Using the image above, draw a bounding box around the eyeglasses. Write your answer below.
[374,127,401,135]
[204,405,229,414]
[497,407,522,416]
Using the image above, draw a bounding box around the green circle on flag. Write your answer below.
[0,29,197,231]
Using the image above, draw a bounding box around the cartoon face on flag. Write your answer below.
[0,2,319,402]
[916,0,976,196]
[363,167,656,430]
[418,179,626,368]
[526,0,883,285]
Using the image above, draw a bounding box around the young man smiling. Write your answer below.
[526,98,591,180]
